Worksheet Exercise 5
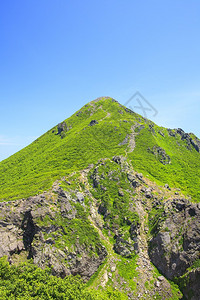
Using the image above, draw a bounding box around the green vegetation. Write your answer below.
[152,264,183,300]
[174,257,200,298]
[191,258,200,269]
[148,204,166,237]
[36,201,102,254]
[88,159,140,256]
[89,159,140,231]
[130,125,200,201]
[0,96,199,299]
[0,257,127,300]
[0,97,200,201]
[117,256,138,290]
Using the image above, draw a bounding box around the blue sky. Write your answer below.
[0,0,200,161]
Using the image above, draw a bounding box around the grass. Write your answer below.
[0,97,200,202]
[129,125,200,201]
[0,96,198,299]
[117,256,138,290]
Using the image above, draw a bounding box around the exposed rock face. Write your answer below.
[181,268,200,300]
[0,225,24,258]
[167,127,200,153]
[148,146,171,165]
[113,235,135,257]
[127,172,140,188]
[0,188,107,281]
[149,198,200,281]
[56,121,71,138]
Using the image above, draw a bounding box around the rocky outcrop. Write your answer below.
[113,235,135,257]
[127,172,140,188]
[148,146,171,165]
[149,198,200,295]
[167,127,200,153]
[56,121,71,138]
[89,120,98,126]
[0,187,107,281]
[180,268,200,300]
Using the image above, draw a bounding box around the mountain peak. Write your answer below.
[0,96,200,299]
[88,96,117,105]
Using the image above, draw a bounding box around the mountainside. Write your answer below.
[0,97,200,299]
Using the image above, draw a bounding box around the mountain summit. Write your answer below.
[0,97,200,299]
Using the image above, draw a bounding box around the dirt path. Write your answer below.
[128,125,136,152]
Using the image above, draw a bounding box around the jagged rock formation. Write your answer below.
[149,198,200,299]
[0,187,107,281]
[147,146,171,165]
[168,127,200,153]
[149,198,200,277]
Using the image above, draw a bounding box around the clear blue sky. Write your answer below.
[1,0,200,161]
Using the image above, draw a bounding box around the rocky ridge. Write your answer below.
[1,155,199,298]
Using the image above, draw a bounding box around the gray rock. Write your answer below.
[118,189,124,197]
[148,146,171,165]
[149,197,200,289]
[0,188,107,281]
[76,192,84,203]
[89,120,98,126]
[164,184,171,190]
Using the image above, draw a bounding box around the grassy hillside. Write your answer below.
[0,97,200,201]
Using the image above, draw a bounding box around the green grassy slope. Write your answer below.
[130,125,200,200]
[0,97,199,201]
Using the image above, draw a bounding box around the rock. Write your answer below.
[110,265,116,272]
[136,173,144,182]
[56,122,71,137]
[76,192,84,203]
[155,280,160,287]
[113,237,135,257]
[167,129,176,137]
[127,173,140,188]
[158,130,165,137]
[112,155,127,164]
[158,276,165,281]
[175,128,200,152]
[118,189,124,197]
[98,204,107,216]
[101,271,108,287]
[145,191,153,198]
[89,120,98,126]
[0,188,107,281]
[90,167,100,187]
[149,197,200,288]
[149,124,155,134]
[190,138,200,152]
[148,146,171,165]
[164,184,171,190]
[180,268,200,300]
[100,185,107,191]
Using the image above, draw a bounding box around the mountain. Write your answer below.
[0,97,200,299]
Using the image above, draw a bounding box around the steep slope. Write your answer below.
[0,97,200,299]
[0,97,200,201]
